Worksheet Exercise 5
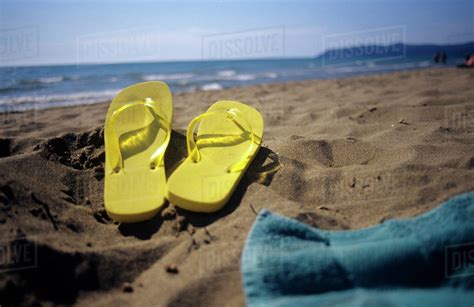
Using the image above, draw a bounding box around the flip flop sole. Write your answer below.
[104,81,173,222]
[167,100,263,213]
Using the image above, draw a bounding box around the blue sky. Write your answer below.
[0,0,472,66]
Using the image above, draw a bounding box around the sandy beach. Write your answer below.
[1,67,474,306]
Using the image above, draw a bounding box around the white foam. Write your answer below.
[0,89,119,108]
[38,76,64,84]
[418,60,431,67]
[216,71,257,81]
[141,73,195,81]
[217,70,236,77]
[230,74,256,81]
[262,72,278,78]
[200,83,223,91]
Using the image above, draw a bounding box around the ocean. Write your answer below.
[0,56,463,112]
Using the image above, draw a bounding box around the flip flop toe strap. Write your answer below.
[107,98,171,173]
[186,107,256,173]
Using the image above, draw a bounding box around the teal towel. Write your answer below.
[241,192,474,306]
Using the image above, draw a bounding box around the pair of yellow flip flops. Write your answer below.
[103,81,264,222]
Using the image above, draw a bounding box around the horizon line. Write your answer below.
[1,40,472,69]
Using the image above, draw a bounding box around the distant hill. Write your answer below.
[316,42,474,63]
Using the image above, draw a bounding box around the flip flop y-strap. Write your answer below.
[186,107,256,173]
[107,97,171,173]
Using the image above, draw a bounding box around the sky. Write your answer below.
[0,0,473,66]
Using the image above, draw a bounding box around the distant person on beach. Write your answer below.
[441,52,447,64]
[433,52,440,63]
[457,54,474,68]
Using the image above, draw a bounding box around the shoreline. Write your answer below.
[0,65,454,115]
[0,66,460,131]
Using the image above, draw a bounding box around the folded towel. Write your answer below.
[241,192,474,306]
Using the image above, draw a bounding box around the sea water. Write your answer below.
[0,56,462,112]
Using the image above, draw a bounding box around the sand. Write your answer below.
[0,67,473,306]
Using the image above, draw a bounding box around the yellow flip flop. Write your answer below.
[167,100,263,212]
[104,81,173,222]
